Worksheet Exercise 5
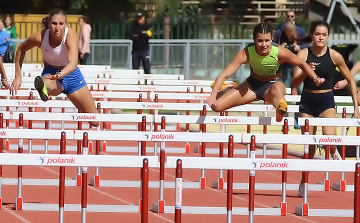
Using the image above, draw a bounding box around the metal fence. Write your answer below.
[14,38,360,81]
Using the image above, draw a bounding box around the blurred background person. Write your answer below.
[274,21,308,129]
[78,16,91,65]
[4,14,17,50]
[0,20,12,59]
[129,12,152,74]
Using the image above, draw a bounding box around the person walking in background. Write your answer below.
[292,21,359,197]
[4,14,17,49]
[0,20,12,59]
[129,12,152,74]
[78,16,91,65]
[274,21,308,129]
[9,8,99,127]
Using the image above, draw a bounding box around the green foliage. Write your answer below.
[154,0,202,24]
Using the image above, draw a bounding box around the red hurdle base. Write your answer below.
[333,180,346,191]
[152,200,165,213]
[197,145,202,154]
[5,140,9,150]
[0,197,2,210]
[76,174,82,186]
[15,197,23,210]
[281,202,287,216]
[216,177,224,189]
[90,175,100,187]
[89,141,93,152]
[102,142,107,152]
[295,203,309,216]
[200,177,206,189]
[185,144,190,153]
[324,179,330,191]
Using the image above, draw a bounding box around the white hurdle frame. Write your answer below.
[167,155,360,222]
[298,117,360,192]
[243,133,360,218]
[72,130,241,214]
[0,152,157,222]
[0,129,74,210]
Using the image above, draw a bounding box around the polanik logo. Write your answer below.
[312,136,342,144]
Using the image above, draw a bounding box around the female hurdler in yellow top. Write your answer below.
[208,22,324,122]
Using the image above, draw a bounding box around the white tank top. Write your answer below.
[40,27,69,67]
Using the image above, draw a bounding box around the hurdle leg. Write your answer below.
[281,120,288,215]
[59,132,66,223]
[227,135,234,223]
[174,160,182,223]
[324,145,330,191]
[15,138,24,210]
[333,146,346,191]
[90,139,101,187]
[81,134,89,223]
[152,148,165,213]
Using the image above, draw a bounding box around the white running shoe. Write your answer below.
[298,182,304,197]
[331,149,342,160]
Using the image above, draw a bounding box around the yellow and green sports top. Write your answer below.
[247,43,281,76]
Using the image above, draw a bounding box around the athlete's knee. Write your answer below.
[270,83,285,96]
[211,104,223,113]
[90,121,99,127]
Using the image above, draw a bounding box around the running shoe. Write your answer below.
[331,149,342,160]
[276,100,287,122]
[298,182,304,197]
[34,76,48,102]
[211,81,237,91]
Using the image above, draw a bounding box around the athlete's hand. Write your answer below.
[353,108,359,119]
[2,79,9,89]
[44,73,62,80]
[207,94,217,108]
[9,76,22,95]
[309,62,316,70]
[334,79,348,90]
[314,77,325,86]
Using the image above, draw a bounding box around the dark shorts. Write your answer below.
[42,64,87,95]
[299,90,335,117]
[246,75,284,101]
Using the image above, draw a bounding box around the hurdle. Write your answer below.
[0,152,157,222]
[0,128,74,210]
[242,133,360,217]
[166,155,360,222]
[297,116,360,192]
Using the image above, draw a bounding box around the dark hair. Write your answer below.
[42,8,67,29]
[3,14,12,24]
[253,22,273,39]
[295,21,331,44]
[79,16,90,24]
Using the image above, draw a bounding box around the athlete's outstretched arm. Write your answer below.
[291,48,312,88]
[331,49,359,118]
[208,48,249,107]
[10,30,42,95]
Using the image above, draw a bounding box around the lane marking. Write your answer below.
[2,206,32,223]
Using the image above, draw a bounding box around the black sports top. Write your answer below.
[303,47,337,90]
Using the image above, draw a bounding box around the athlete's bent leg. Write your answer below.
[67,86,99,127]
[211,81,257,113]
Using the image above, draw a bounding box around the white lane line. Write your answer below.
[2,206,32,223]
